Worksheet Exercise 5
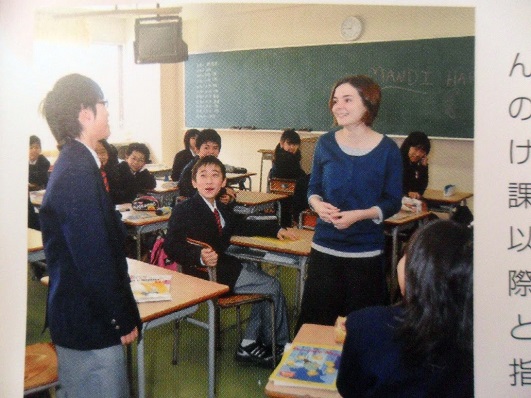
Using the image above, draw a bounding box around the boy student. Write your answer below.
[165,156,296,366]
[177,128,235,204]
[28,134,51,190]
[113,142,156,204]
[39,74,141,397]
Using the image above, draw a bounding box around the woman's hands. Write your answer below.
[310,197,340,223]
[311,197,379,230]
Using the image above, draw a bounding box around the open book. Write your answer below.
[269,343,342,391]
[130,274,172,303]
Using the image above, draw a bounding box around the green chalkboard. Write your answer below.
[185,37,474,139]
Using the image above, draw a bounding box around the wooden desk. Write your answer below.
[258,149,274,192]
[384,210,432,298]
[423,188,473,212]
[129,258,229,398]
[28,228,45,262]
[144,163,171,179]
[226,172,257,191]
[265,324,342,398]
[40,259,229,398]
[119,203,171,260]
[234,191,288,222]
[227,229,313,315]
[144,180,179,207]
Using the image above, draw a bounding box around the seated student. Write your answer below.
[178,128,235,204]
[28,195,40,231]
[400,131,431,199]
[113,142,156,204]
[95,139,119,194]
[270,129,308,227]
[165,156,296,367]
[28,135,51,190]
[171,128,199,182]
[337,220,473,398]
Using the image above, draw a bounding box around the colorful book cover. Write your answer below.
[130,274,172,303]
[269,344,342,390]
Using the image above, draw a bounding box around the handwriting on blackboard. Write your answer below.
[194,61,220,120]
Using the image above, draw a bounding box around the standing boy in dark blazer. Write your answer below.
[39,74,141,397]
[165,156,295,367]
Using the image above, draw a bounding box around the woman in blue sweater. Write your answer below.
[296,75,402,330]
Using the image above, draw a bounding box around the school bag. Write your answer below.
[150,236,179,272]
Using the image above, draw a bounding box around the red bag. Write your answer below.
[150,237,179,272]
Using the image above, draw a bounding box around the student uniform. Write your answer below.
[164,192,289,346]
[113,160,156,204]
[39,140,142,396]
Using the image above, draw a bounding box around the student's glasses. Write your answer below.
[97,100,109,108]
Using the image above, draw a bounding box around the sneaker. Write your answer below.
[263,344,285,365]
[235,342,273,367]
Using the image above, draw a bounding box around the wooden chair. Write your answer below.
[172,264,277,368]
[298,209,318,230]
[24,343,59,397]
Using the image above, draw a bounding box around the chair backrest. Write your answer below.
[150,237,179,271]
[269,178,296,196]
[299,209,318,230]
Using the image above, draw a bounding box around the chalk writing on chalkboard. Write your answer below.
[185,37,474,139]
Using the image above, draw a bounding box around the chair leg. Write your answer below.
[215,306,222,351]
[172,320,180,365]
[269,298,276,368]
[236,306,243,342]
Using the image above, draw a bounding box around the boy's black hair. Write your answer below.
[191,155,226,181]
[196,129,221,150]
[41,74,104,149]
[401,131,431,155]
[126,142,151,162]
[280,128,301,145]
[30,135,41,147]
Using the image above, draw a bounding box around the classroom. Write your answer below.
[30,3,474,208]
[3,3,486,396]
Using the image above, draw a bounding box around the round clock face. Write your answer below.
[341,16,363,41]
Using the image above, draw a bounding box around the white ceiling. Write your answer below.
[37,3,300,22]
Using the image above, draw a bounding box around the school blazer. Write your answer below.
[164,192,280,289]
[40,140,141,350]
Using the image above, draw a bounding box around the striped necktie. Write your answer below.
[101,168,110,192]
[213,208,223,235]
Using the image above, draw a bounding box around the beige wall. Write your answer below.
[160,4,474,205]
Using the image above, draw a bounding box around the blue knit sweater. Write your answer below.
[308,131,402,254]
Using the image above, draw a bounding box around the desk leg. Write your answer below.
[207,299,216,398]
[259,155,264,192]
[137,324,147,398]
[296,257,308,318]
[390,226,399,301]
[136,231,142,260]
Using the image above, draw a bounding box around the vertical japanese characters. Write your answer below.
[507,52,531,388]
